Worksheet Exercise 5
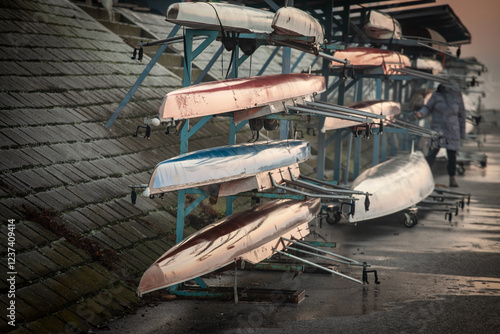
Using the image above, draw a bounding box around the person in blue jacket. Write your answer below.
[416,84,466,187]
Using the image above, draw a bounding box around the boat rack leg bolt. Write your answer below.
[362,262,380,285]
[131,189,137,204]
[364,195,370,211]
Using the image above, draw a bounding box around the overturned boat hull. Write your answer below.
[323,100,400,131]
[165,2,274,34]
[158,73,325,121]
[364,10,402,40]
[349,151,435,223]
[147,140,310,195]
[138,198,321,296]
[272,6,324,43]
[333,47,410,75]
[415,57,443,74]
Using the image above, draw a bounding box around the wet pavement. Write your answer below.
[98,111,500,334]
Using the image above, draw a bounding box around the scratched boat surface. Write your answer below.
[333,47,410,74]
[348,151,435,223]
[272,6,324,43]
[323,100,401,131]
[364,10,402,39]
[147,140,310,195]
[165,2,274,34]
[137,198,321,295]
[158,73,325,121]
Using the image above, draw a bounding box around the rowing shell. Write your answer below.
[146,140,310,196]
[333,47,410,75]
[158,73,325,122]
[166,2,274,34]
[364,10,402,40]
[137,198,321,296]
[415,57,443,74]
[272,6,324,43]
[323,100,400,131]
[348,151,434,223]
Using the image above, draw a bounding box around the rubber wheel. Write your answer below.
[326,207,341,225]
[457,165,465,175]
[404,212,418,228]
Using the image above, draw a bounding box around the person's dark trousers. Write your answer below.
[446,149,457,177]
[425,148,457,176]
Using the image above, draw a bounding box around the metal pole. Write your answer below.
[280,46,291,139]
[345,132,353,185]
[273,248,364,284]
[105,26,180,128]
[316,0,333,180]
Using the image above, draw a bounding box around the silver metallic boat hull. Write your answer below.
[138,198,321,296]
[349,151,435,223]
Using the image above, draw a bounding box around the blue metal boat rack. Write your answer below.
[107,0,443,299]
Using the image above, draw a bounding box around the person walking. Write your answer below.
[416,84,466,187]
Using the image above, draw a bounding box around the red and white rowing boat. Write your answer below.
[158,73,325,122]
[332,47,410,75]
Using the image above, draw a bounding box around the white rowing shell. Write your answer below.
[364,10,402,40]
[323,100,401,131]
[349,151,434,223]
[272,6,324,43]
[166,2,274,34]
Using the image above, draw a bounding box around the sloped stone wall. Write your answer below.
[0,0,251,332]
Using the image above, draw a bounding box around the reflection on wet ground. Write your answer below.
[99,112,500,333]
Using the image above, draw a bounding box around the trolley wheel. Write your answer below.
[457,165,465,175]
[326,206,341,225]
[403,212,418,228]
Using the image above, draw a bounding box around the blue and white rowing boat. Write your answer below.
[146,140,310,196]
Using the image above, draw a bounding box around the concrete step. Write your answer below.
[75,1,216,83]
[113,2,151,13]
[168,67,207,82]
[98,20,156,39]
[76,3,125,22]
[144,52,184,71]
